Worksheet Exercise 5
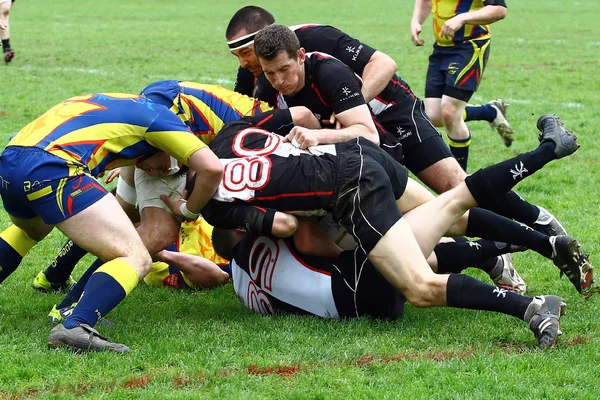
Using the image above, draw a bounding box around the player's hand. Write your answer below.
[440,16,464,38]
[104,168,121,184]
[0,21,7,31]
[411,21,424,46]
[159,195,196,221]
[283,126,319,149]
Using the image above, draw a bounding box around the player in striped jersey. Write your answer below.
[0,93,223,352]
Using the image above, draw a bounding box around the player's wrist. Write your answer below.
[180,202,200,221]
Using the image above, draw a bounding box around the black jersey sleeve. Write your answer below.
[234,67,255,97]
[295,25,377,76]
[203,199,277,235]
[241,109,294,136]
[483,0,507,6]
[313,57,366,115]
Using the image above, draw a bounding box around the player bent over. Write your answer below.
[0,93,222,353]
[167,112,590,349]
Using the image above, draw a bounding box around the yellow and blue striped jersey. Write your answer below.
[141,80,272,145]
[432,0,498,47]
[7,93,206,177]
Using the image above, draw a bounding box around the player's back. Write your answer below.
[6,93,193,176]
[142,80,271,145]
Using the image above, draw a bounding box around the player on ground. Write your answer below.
[0,93,223,353]
[160,106,590,348]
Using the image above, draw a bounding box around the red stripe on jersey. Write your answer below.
[255,113,274,127]
[310,80,329,107]
[283,239,332,276]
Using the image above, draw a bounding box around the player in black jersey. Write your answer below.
[225,6,569,243]
[160,108,590,348]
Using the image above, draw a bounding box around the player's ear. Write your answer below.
[298,47,306,64]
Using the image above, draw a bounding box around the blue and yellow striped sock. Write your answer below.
[0,225,37,284]
[62,259,139,329]
[448,133,472,172]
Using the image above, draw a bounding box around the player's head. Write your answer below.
[212,227,245,261]
[254,24,305,96]
[226,6,275,76]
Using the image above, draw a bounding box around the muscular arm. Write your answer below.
[203,200,298,237]
[286,104,379,149]
[360,51,397,102]
[154,250,230,288]
[185,148,223,215]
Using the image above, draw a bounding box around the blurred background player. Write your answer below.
[411,0,513,170]
[0,0,15,63]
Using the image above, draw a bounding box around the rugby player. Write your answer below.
[157,108,589,349]
[225,7,567,241]
[0,93,223,352]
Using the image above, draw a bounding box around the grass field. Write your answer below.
[1,0,600,398]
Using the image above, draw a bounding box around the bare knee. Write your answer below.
[403,275,447,307]
[417,159,467,194]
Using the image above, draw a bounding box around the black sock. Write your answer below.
[466,208,553,258]
[449,134,471,172]
[435,238,510,274]
[484,191,541,226]
[43,240,87,283]
[446,273,533,320]
[465,142,555,206]
[56,257,103,308]
[1,39,10,51]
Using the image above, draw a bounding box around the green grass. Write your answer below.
[1,0,600,398]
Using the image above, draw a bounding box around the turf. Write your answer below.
[0,0,599,398]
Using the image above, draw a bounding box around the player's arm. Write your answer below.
[411,0,432,46]
[360,51,398,102]
[293,216,343,258]
[440,1,507,38]
[315,26,397,103]
[285,103,379,149]
[183,148,223,216]
[153,250,230,288]
[203,200,298,237]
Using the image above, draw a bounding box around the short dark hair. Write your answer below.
[226,6,275,39]
[211,227,240,261]
[254,24,300,61]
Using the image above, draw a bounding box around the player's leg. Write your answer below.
[48,193,152,353]
[32,239,82,292]
[0,0,14,63]
[440,95,471,171]
[464,99,514,147]
[133,168,183,255]
[0,218,51,284]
